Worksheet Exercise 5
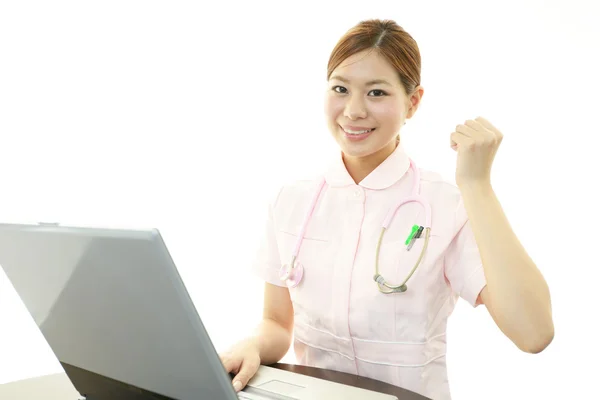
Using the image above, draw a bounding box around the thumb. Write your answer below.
[231,357,260,392]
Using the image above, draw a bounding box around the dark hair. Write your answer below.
[327,19,421,96]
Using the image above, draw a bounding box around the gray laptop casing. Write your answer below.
[0,223,238,400]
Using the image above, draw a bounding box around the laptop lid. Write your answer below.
[0,222,238,400]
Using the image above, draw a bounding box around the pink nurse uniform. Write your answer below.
[253,143,487,400]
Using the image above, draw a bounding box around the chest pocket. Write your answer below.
[383,231,441,282]
[351,207,447,342]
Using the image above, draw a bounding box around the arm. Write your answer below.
[252,282,295,364]
[222,283,293,392]
[461,181,554,354]
[450,117,554,354]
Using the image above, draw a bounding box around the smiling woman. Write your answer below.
[218,18,553,400]
[323,20,423,184]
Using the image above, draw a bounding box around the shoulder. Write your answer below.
[267,175,324,213]
[417,167,462,209]
[414,166,468,233]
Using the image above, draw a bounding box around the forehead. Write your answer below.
[330,49,399,84]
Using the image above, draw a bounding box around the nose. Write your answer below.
[344,95,367,120]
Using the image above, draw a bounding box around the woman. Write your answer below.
[220,19,554,400]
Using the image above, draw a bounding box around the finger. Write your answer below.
[455,123,478,138]
[463,121,499,148]
[475,116,503,139]
[465,119,497,143]
[450,131,475,151]
[464,119,485,132]
[219,354,240,375]
[231,357,260,392]
[474,116,497,132]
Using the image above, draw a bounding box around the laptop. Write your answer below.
[0,222,398,400]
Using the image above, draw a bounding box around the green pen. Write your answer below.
[407,226,424,251]
[405,224,420,246]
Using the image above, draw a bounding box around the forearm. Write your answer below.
[460,181,554,353]
[249,317,293,365]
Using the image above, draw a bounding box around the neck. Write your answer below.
[343,139,398,184]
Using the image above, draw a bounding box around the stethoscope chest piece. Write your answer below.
[279,259,304,288]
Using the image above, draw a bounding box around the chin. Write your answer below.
[336,139,380,159]
[339,145,373,158]
[342,141,400,164]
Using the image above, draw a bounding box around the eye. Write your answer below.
[368,89,387,97]
[332,85,347,94]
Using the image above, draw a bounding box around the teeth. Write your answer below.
[344,128,373,135]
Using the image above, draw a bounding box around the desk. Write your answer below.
[0,363,430,400]
[272,363,430,400]
[0,373,81,399]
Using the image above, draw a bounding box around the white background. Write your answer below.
[1,0,599,399]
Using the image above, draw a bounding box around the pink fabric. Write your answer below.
[253,144,487,400]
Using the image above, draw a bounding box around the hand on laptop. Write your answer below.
[219,338,261,393]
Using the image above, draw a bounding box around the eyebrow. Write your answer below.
[329,75,392,86]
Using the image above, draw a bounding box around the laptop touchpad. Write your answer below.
[258,380,305,395]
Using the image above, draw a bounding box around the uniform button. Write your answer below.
[353,188,362,197]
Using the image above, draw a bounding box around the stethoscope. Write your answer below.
[279,159,432,294]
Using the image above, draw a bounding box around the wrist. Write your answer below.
[245,335,262,352]
[457,179,494,198]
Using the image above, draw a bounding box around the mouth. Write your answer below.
[340,125,376,141]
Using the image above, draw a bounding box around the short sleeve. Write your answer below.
[251,186,287,287]
[444,198,487,307]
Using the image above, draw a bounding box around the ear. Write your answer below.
[406,86,424,119]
